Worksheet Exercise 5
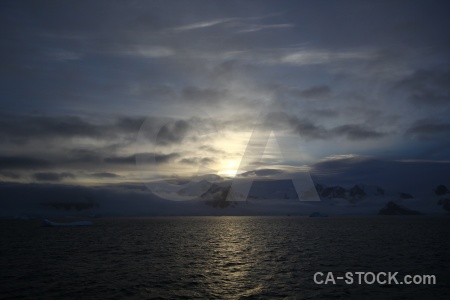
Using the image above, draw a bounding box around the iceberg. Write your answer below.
[43,219,93,227]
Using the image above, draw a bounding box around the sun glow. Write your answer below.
[218,160,239,177]
[218,169,238,177]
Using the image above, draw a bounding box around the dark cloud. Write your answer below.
[154,153,181,164]
[239,169,285,177]
[0,156,51,170]
[156,120,190,145]
[104,155,135,164]
[115,117,146,133]
[277,114,328,140]
[295,85,331,99]
[134,84,176,99]
[179,157,215,165]
[311,156,450,195]
[332,124,386,140]
[91,172,120,178]
[182,86,226,104]
[199,145,227,155]
[262,112,386,141]
[33,172,74,182]
[364,49,406,72]
[105,152,180,165]
[406,119,450,139]
[0,0,449,177]
[291,119,328,139]
[67,149,103,164]
[1,115,101,139]
[261,112,327,139]
[309,109,340,118]
[0,171,21,179]
[0,114,144,143]
[395,69,450,105]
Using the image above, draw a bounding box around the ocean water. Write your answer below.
[1,216,449,299]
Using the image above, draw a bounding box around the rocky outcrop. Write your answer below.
[434,185,449,212]
[201,184,235,208]
[378,201,422,215]
[321,186,347,198]
[437,198,450,212]
[349,185,366,200]
[434,185,449,196]
[316,184,367,202]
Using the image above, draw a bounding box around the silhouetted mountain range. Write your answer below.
[0,179,449,217]
[379,201,422,215]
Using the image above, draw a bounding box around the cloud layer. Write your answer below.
[1,0,450,184]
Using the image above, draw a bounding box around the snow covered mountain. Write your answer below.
[1,156,449,217]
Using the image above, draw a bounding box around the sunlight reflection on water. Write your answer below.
[1,216,450,299]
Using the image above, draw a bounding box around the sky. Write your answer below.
[1,0,450,189]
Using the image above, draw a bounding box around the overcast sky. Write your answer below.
[1,0,450,185]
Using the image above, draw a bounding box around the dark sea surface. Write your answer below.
[1,216,449,299]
